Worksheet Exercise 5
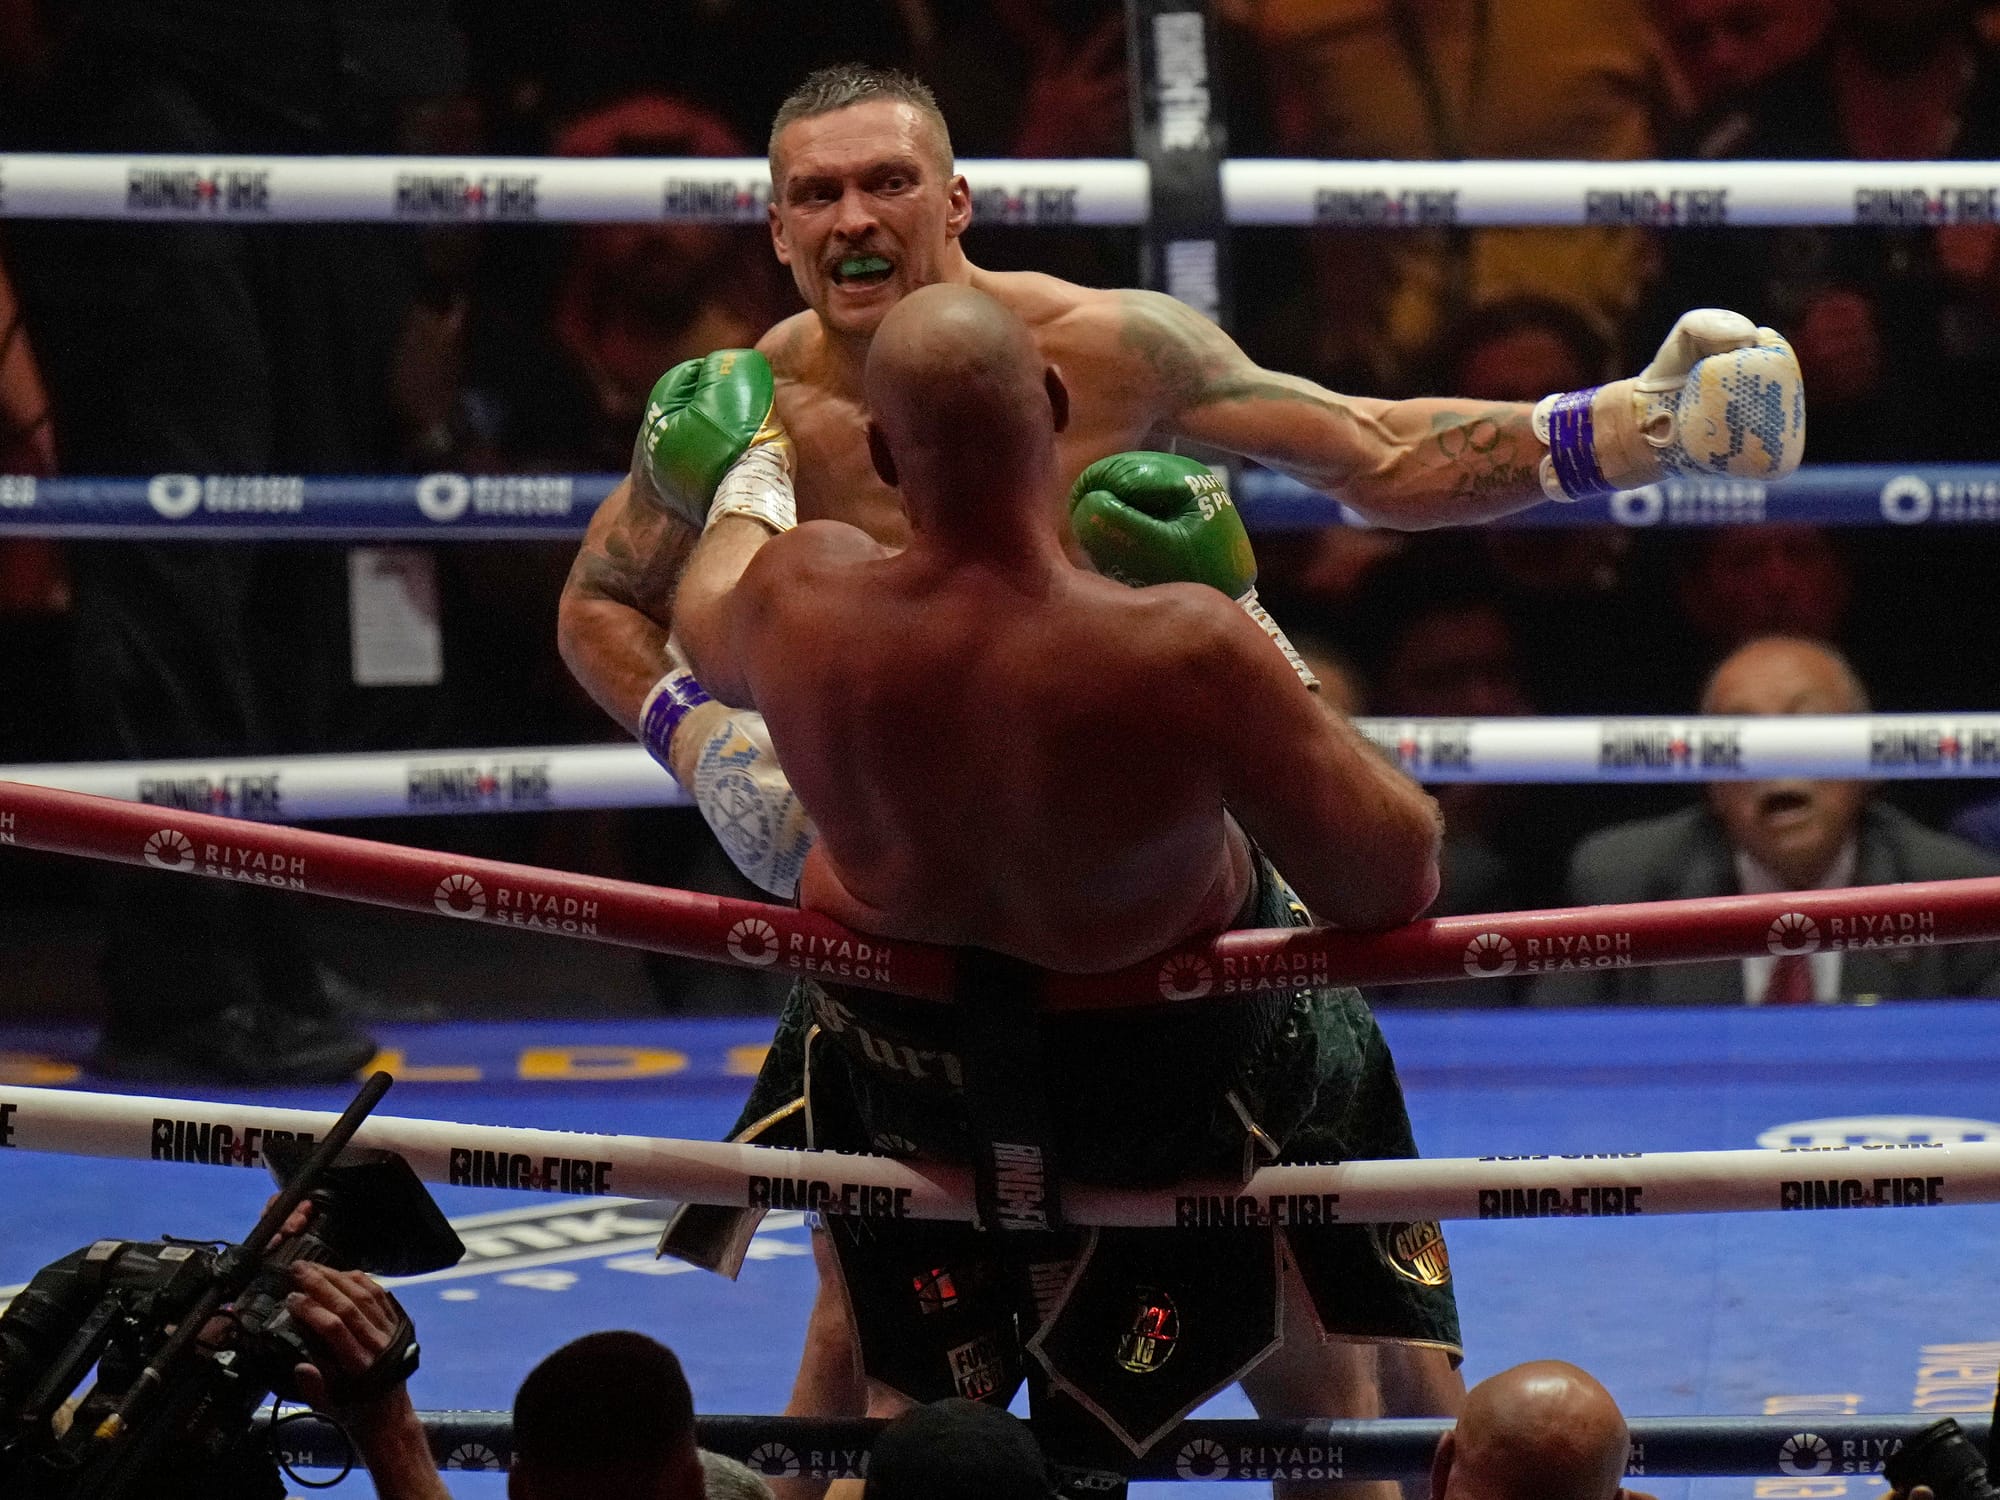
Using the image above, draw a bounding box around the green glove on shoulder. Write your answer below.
[1070,451,1319,690]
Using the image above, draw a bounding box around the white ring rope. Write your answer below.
[0,153,1992,228]
[0,743,690,820]
[2,1084,1993,1228]
[2,715,1993,823]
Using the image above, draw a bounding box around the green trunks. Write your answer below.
[659,854,1460,1455]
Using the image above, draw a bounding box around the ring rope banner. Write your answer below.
[255,1410,1981,1480]
[7,1081,2000,1226]
[0,465,1992,537]
[2,153,1997,228]
[5,713,1996,824]
[9,780,2000,1007]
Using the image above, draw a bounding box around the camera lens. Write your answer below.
[1885,1420,1999,1500]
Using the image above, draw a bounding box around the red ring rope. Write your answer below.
[7,779,2000,1010]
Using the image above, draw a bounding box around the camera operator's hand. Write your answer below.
[287,1263,452,1500]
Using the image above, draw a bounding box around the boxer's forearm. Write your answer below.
[1195,382,1543,531]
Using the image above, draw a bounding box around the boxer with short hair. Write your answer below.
[554,62,1806,1498]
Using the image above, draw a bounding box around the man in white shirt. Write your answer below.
[1533,635,2000,1006]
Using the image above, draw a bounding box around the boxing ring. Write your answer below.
[9,5,2000,1488]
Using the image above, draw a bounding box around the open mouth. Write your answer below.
[1757,788,1814,820]
[831,253,895,289]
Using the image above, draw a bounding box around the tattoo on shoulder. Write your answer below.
[1115,290,1341,416]
[1116,291,1234,408]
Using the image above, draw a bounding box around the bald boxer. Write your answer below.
[1432,1361,1648,1500]
[729,281,1440,1499]
[747,282,1436,964]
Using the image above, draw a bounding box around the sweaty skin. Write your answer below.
[555,94,1470,1500]
[725,285,1440,971]
[557,96,1547,719]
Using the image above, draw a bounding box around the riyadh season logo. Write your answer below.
[1880,475,1933,525]
[1176,1439,1231,1480]
[416,473,473,522]
[1462,932,1517,978]
[434,873,487,919]
[1157,953,1214,1000]
[1766,913,1820,956]
[1778,1433,1834,1477]
[727,918,780,966]
[147,475,203,520]
[747,1443,800,1478]
[143,829,196,871]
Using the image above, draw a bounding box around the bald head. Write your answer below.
[864,284,1065,517]
[1436,1362,1629,1500]
[1700,635,1869,717]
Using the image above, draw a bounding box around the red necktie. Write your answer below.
[1763,951,1814,1006]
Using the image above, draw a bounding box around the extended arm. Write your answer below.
[1115,290,1803,530]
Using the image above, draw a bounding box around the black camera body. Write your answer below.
[1885,1420,2000,1500]
[0,1140,462,1500]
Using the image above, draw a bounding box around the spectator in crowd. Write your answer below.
[913,0,1134,287]
[449,93,789,474]
[1534,636,2000,1006]
[860,1399,1057,1500]
[1432,1360,1645,1500]
[0,249,69,765]
[10,0,474,1081]
[286,1265,770,1500]
[1218,0,1673,396]
[1660,524,1872,712]
[1659,0,1832,136]
[1345,549,1539,1004]
[1652,0,2000,462]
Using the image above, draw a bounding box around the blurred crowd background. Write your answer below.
[5,0,2000,1038]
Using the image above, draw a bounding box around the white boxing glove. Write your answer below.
[1532,309,1806,501]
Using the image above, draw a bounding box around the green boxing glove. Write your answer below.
[636,348,796,533]
[1070,451,1319,690]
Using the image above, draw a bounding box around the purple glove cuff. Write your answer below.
[640,670,712,764]
[1545,386,1611,499]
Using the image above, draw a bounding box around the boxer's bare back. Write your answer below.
[726,285,1441,972]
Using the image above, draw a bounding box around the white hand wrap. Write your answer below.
[1533,308,1806,502]
[707,440,797,534]
[1237,588,1320,693]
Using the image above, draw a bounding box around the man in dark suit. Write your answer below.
[1534,635,2000,1007]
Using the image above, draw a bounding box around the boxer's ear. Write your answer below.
[1045,365,1070,434]
[868,422,899,488]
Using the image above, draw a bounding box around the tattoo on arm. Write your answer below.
[1117,289,1355,420]
[564,495,694,625]
[1426,407,1541,508]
